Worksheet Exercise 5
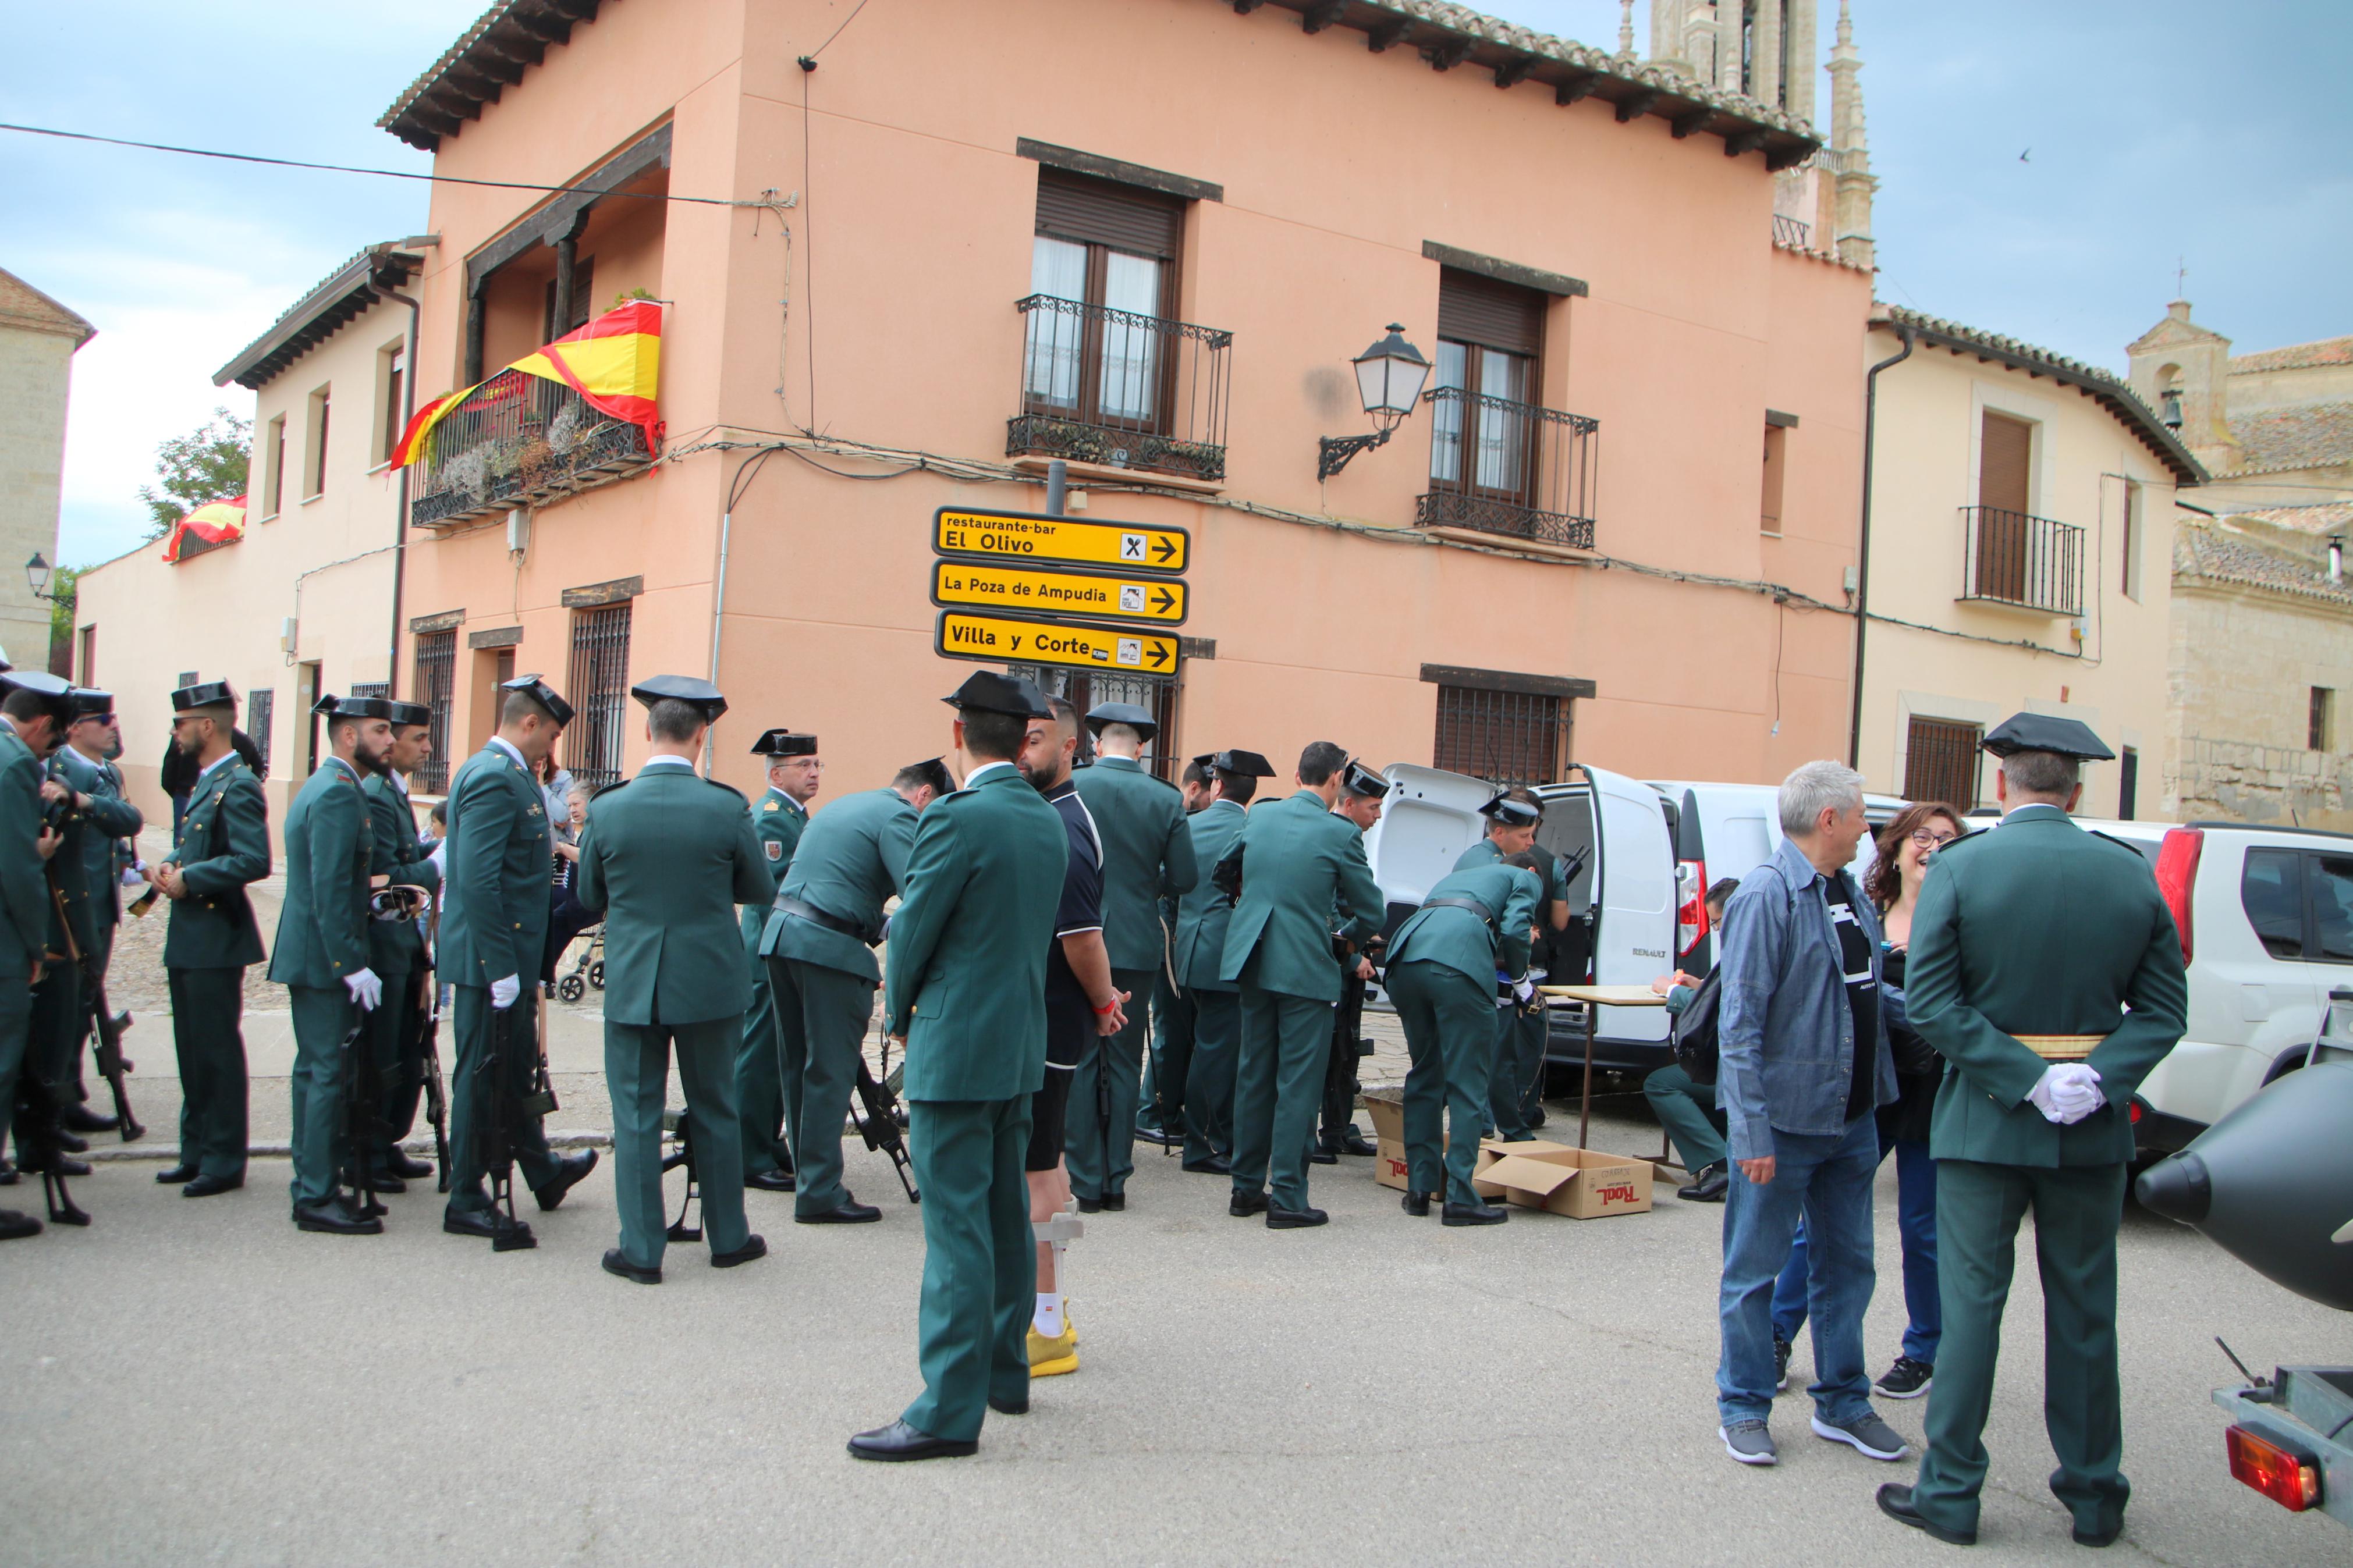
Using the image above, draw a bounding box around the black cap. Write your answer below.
[1192,749,1275,779]
[66,688,115,721]
[751,728,819,758]
[387,701,432,728]
[3,670,73,720]
[944,670,1051,719]
[630,674,727,724]
[1981,713,2115,762]
[1084,701,1158,743]
[314,694,402,721]
[904,756,954,795]
[1481,792,1543,829]
[500,674,575,727]
[1340,759,1387,800]
[170,679,237,714]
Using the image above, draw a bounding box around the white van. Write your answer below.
[1645,780,1903,975]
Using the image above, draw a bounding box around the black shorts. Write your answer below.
[1026,989,1092,1171]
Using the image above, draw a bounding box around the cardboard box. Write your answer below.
[1362,1089,1412,1190]
[1472,1140,1654,1218]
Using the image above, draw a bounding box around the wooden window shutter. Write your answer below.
[1979,412,2032,515]
[1436,267,1545,356]
[1035,168,1184,259]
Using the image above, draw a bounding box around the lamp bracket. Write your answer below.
[1317,426,1393,483]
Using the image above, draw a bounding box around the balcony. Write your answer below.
[1009,294,1231,483]
[409,368,656,528]
[1960,506,2084,616]
[1415,386,1599,552]
[1772,213,1813,249]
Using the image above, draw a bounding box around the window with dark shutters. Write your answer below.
[1431,268,1546,507]
[1904,717,1982,810]
[1034,168,1184,260]
[1974,413,2035,602]
[1436,268,1545,357]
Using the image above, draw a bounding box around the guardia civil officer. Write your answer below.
[149,680,269,1201]
[1165,749,1270,1173]
[362,701,439,1186]
[1066,701,1195,1211]
[760,756,945,1224]
[1878,716,2187,1549]
[0,671,67,1238]
[441,675,597,1247]
[739,728,817,1193]
[1215,741,1383,1228]
[1313,759,1388,1164]
[1455,788,1568,1138]
[269,695,396,1235]
[34,689,142,1139]
[849,671,1064,1463]
[576,677,774,1283]
[1137,760,1213,1149]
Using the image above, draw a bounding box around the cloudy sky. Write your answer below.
[8,1,2349,567]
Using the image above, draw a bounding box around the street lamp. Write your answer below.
[24,553,55,602]
[1318,324,1432,481]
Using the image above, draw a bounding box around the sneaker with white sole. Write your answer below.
[1720,1418,1779,1466]
[1875,1355,1933,1399]
[1810,1410,1911,1461]
[1773,1335,1793,1392]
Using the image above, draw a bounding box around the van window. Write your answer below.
[2309,855,2353,962]
[1717,814,1772,880]
[1536,797,1595,914]
[2241,849,2305,959]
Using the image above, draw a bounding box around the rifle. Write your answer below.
[852,1046,920,1203]
[49,881,142,1142]
[661,1107,702,1242]
[475,1004,539,1250]
[11,1067,88,1226]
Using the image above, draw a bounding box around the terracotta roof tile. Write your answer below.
[2230,335,2353,375]
[2224,400,2353,477]
[2177,520,2353,606]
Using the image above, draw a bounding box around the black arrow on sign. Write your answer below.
[1145,642,1170,668]
[1152,536,1176,563]
[1151,587,1176,613]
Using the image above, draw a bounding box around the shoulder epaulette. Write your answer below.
[705,777,747,803]
[1938,826,1992,852]
[590,778,630,801]
[2088,829,2146,857]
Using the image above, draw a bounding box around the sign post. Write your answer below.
[934,609,1179,675]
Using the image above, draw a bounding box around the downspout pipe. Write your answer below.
[381,274,423,700]
[1848,321,1914,770]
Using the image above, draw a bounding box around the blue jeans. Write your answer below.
[1773,1133,1940,1365]
[1717,1113,1878,1426]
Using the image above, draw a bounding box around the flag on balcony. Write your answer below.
[159,494,248,564]
[392,300,664,468]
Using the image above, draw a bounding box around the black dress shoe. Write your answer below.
[1307,1147,1338,1165]
[0,1158,16,1186]
[988,1393,1030,1416]
[52,1156,91,1177]
[60,1105,117,1135]
[848,1418,976,1462]
[53,1129,89,1154]
[1182,1154,1233,1176]
[602,1247,662,1284]
[183,1172,243,1198]
[797,1199,882,1224]
[365,1172,407,1195]
[712,1234,767,1268]
[1875,1484,1975,1546]
[155,1163,198,1185]
[1228,1190,1268,1217]
[1442,1200,1509,1226]
[0,1208,41,1240]
[746,1168,797,1193]
[1338,1130,1378,1157]
[1677,1163,1731,1203]
[2072,1524,2120,1549]
[1134,1126,1181,1148]
[1074,1196,1103,1214]
[1267,1205,1329,1229]
[443,1207,538,1248]
[385,1149,436,1180]
[531,1149,598,1211]
[294,1198,384,1235]
[1400,1191,1431,1217]
[1100,1193,1125,1212]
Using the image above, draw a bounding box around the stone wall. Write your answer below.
[0,322,74,669]
[2170,567,2353,830]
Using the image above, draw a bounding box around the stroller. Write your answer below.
[553,923,605,1003]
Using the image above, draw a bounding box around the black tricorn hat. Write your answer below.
[501,674,576,727]
[751,728,819,758]
[170,678,237,713]
[944,670,1051,719]
[66,687,115,721]
[1085,701,1158,743]
[1193,749,1275,778]
[903,756,955,795]
[1339,759,1387,800]
[315,694,402,721]
[387,700,432,728]
[1981,713,2114,762]
[1481,791,1544,829]
[630,674,727,724]
[3,671,73,722]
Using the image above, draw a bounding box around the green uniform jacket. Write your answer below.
[0,728,48,975]
[738,787,808,945]
[52,746,142,941]
[1172,799,1248,992]
[362,773,439,976]
[1216,789,1384,1002]
[577,763,773,1026]
[267,759,374,988]
[1073,756,1197,974]
[164,755,269,969]
[882,763,1067,1101]
[758,785,918,982]
[1387,863,1543,984]
[439,740,553,990]
[1453,837,1502,872]
[1907,804,2188,1167]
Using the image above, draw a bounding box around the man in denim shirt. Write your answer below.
[1713,762,1907,1469]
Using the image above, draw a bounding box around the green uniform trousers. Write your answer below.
[1137,966,1178,1136]
[368,969,424,1169]
[72,925,117,1104]
[287,984,359,1207]
[1066,965,1155,1201]
[1183,989,1238,1165]
[1643,1062,1727,1174]
[1490,1001,1546,1139]
[766,955,874,1216]
[0,975,31,1169]
[445,985,561,1215]
[608,1016,748,1270]
[167,966,248,1180]
[1387,959,1494,1206]
[735,922,788,1178]
[1912,1158,2130,1540]
[1230,972,1335,1212]
[29,962,81,1104]
[903,1096,1035,1444]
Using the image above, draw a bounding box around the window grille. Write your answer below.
[1432,684,1568,787]
[1007,664,1179,780]
[1904,717,1982,810]
[412,632,455,793]
[565,602,633,791]
[246,689,275,774]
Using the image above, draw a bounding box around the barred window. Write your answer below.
[411,632,455,794]
[1904,716,1982,810]
[349,681,389,699]
[565,602,633,791]
[1432,685,1567,787]
[1007,664,1179,779]
[246,689,275,774]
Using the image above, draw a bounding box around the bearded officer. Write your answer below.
[850,671,1064,1462]
[739,728,817,1194]
[0,671,66,1238]
[440,675,597,1247]
[32,689,142,1143]
[361,701,439,1188]
[576,676,773,1283]
[1166,750,1270,1174]
[1877,715,2187,1549]
[1066,701,1195,1211]
[1313,759,1388,1164]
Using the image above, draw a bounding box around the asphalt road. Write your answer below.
[5,1090,2345,1568]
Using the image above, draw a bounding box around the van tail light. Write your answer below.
[2225,1424,2322,1512]
[2155,827,2202,965]
[1675,859,1708,959]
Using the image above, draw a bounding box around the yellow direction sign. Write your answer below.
[934,610,1180,675]
[932,506,1188,574]
[930,560,1187,626]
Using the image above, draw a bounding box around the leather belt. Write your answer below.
[776,894,870,943]
[1422,896,1495,926]
[2015,1033,2106,1061]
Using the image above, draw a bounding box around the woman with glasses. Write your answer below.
[1769,801,1964,1403]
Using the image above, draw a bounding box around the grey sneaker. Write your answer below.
[1811,1410,1911,1461]
[1720,1418,1779,1466]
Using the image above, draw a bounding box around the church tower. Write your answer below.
[1823,0,1877,269]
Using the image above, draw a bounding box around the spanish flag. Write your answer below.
[392,299,664,469]
[160,494,249,564]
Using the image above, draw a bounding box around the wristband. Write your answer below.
[1092,999,1118,1015]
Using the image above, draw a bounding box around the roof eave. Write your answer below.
[212,247,420,391]
[377,0,605,154]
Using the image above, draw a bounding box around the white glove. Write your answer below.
[122,863,147,888]
[2048,1063,2104,1124]
[1512,978,1537,1005]
[344,968,384,1012]
[490,973,521,1010]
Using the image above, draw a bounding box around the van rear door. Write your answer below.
[1361,764,1490,940]
[1582,762,1676,1045]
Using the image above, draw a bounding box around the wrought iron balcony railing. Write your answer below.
[409,368,656,528]
[1010,294,1231,483]
[1960,505,2084,615]
[1772,213,1813,248]
[1415,386,1599,551]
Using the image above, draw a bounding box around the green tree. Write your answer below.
[139,407,251,539]
[45,564,80,677]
